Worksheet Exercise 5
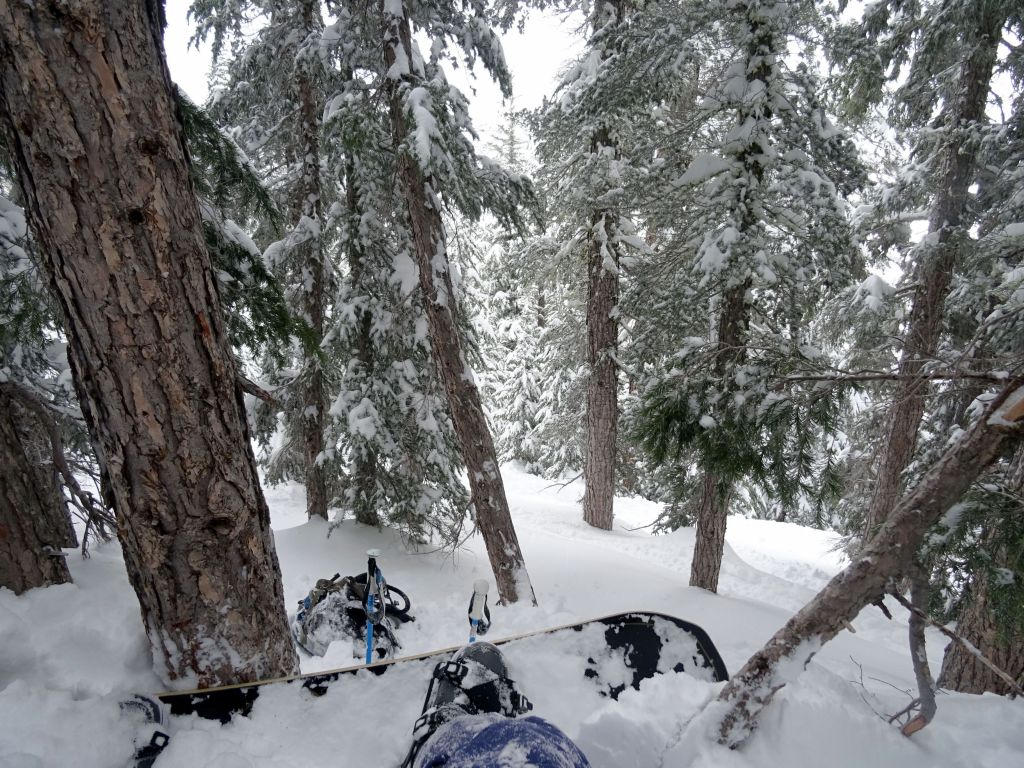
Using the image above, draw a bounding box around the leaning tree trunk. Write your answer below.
[294,0,328,521]
[382,2,535,605]
[582,0,625,532]
[709,381,1024,749]
[863,7,1004,538]
[0,0,297,686]
[0,388,72,594]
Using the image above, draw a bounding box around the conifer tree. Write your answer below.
[476,110,546,471]
[532,0,656,510]
[192,0,334,520]
[0,0,298,685]
[378,0,538,602]
[830,0,1023,695]
[626,0,862,592]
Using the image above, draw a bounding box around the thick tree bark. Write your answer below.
[0,389,72,594]
[938,557,1024,696]
[0,0,297,686]
[690,283,748,592]
[863,8,1004,537]
[582,1,624,532]
[344,160,381,527]
[940,438,1024,699]
[690,470,731,592]
[382,3,535,604]
[711,381,1023,748]
[294,0,328,521]
[584,198,619,531]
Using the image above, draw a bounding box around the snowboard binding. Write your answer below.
[120,694,170,768]
[401,642,532,767]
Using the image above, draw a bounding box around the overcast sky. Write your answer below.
[162,0,584,147]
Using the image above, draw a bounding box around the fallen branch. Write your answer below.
[710,378,1024,749]
[896,566,937,736]
[886,589,1024,698]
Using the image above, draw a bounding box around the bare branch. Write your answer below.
[886,589,1024,698]
[0,380,116,544]
[237,373,280,408]
[898,566,937,736]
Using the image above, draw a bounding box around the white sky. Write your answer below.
[162,0,584,147]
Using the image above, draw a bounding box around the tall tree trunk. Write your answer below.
[689,0,771,591]
[709,381,1023,749]
[863,8,1004,537]
[690,282,748,592]
[0,389,72,594]
[382,3,535,605]
[0,0,298,686]
[690,470,731,591]
[582,1,625,532]
[295,0,328,521]
[344,159,380,527]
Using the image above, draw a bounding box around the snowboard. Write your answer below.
[154,611,727,724]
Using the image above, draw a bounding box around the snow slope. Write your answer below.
[1,464,1022,767]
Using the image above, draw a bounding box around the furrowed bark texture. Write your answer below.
[690,283,747,592]
[0,389,72,594]
[295,0,328,521]
[582,0,624,532]
[383,5,535,605]
[713,382,1023,748]
[940,532,1024,695]
[0,0,298,686]
[863,9,1004,537]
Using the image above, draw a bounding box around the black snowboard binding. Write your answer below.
[401,642,532,768]
[120,694,170,768]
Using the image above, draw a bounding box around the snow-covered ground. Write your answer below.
[2,464,1022,767]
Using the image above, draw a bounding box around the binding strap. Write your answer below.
[432,659,533,717]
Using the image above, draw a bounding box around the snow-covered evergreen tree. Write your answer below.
[317,31,471,539]
[622,0,863,590]
[473,110,547,471]
[192,0,337,520]
[828,0,1024,694]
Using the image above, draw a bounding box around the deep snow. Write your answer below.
[1,465,1022,767]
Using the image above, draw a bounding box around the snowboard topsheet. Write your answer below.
[156,611,727,723]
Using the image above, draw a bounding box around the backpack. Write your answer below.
[291,572,415,658]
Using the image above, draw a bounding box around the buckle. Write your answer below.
[435,659,468,684]
[510,690,533,715]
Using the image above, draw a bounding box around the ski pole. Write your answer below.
[468,579,489,643]
[365,549,383,664]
